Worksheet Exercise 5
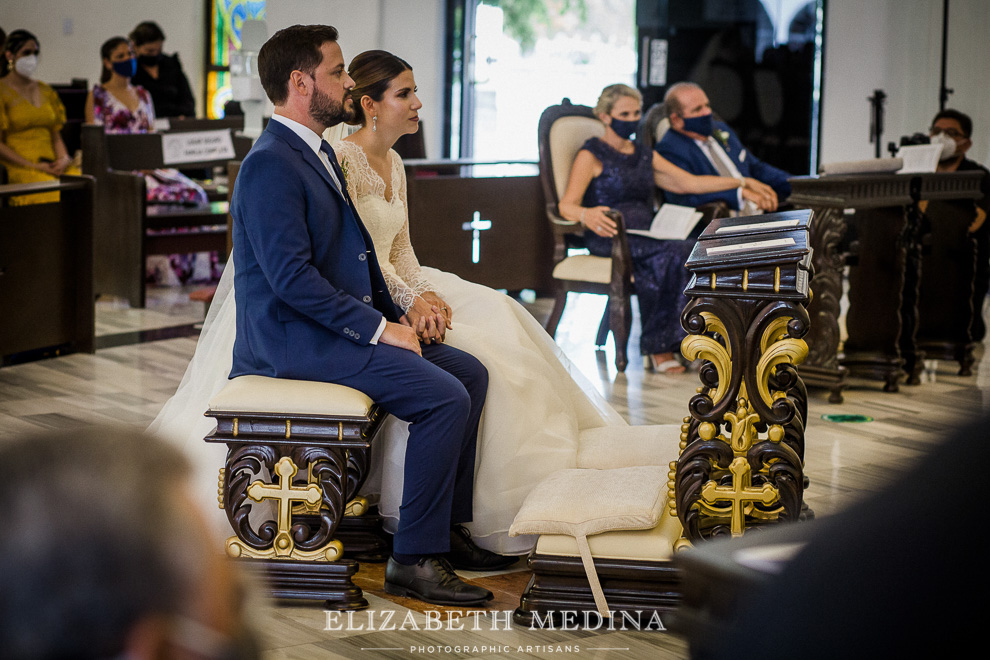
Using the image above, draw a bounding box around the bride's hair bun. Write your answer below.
[347,50,413,125]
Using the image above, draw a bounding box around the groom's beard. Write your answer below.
[309,83,354,128]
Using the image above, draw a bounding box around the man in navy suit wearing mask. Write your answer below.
[230,24,509,606]
[655,82,791,214]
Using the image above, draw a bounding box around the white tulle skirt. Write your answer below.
[148,262,626,554]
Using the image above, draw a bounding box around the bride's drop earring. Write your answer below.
[372,116,378,132]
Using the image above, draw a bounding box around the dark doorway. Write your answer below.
[637,0,826,175]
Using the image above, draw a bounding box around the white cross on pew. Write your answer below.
[461,211,492,264]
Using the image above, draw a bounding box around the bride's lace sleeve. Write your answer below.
[336,142,439,312]
[388,151,440,305]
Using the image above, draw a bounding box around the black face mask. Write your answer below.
[609,117,638,141]
[137,53,162,67]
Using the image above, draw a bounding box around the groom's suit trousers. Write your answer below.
[333,341,488,555]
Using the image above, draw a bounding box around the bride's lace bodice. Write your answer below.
[334,140,437,312]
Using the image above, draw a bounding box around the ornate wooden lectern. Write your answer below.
[915,174,986,376]
[674,210,813,540]
[789,172,984,393]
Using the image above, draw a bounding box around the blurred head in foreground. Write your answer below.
[0,426,258,659]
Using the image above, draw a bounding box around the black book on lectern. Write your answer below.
[684,209,813,300]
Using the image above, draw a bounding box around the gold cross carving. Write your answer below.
[247,457,323,556]
[701,456,778,536]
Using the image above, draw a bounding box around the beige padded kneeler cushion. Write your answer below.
[577,424,682,469]
[209,375,373,417]
[510,466,667,538]
[510,465,667,615]
[535,511,683,561]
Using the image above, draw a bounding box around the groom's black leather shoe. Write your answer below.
[443,525,518,571]
[384,556,494,605]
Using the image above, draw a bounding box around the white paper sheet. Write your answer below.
[896,144,942,174]
[626,203,703,240]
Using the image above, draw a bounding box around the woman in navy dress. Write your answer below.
[559,84,777,372]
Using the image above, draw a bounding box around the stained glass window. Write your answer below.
[206,0,266,118]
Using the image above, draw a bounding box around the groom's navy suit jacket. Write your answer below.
[229,120,401,381]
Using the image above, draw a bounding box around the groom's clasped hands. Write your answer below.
[380,294,452,353]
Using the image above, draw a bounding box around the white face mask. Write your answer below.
[930,132,958,161]
[14,54,38,77]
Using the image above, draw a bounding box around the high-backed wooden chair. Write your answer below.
[639,101,670,150]
[537,99,634,372]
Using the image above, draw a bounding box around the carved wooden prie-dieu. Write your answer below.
[205,404,388,610]
[672,210,813,541]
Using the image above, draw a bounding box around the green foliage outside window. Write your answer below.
[480,0,589,52]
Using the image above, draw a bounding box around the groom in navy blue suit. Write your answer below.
[230,25,509,605]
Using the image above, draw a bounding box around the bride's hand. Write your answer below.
[405,296,445,344]
[421,291,452,328]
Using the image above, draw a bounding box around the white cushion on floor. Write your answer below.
[510,464,669,616]
[509,465,667,538]
[577,424,682,469]
[535,510,683,562]
[208,375,373,417]
[552,254,612,284]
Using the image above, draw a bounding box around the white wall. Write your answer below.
[265,0,445,157]
[944,0,990,165]
[0,1,206,116]
[820,0,990,166]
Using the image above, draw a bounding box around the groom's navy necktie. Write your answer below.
[320,138,381,301]
[319,140,354,206]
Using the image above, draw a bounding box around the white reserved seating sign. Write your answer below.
[627,203,704,240]
[705,236,796,255]
[161,130,236,165]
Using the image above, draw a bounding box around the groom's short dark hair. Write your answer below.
[259,24,339,105]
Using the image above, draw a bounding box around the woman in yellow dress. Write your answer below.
[0,29,80,204]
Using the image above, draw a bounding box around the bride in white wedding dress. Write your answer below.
[149,50,625,554]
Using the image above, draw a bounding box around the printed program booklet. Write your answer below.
[626,203,704,240]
